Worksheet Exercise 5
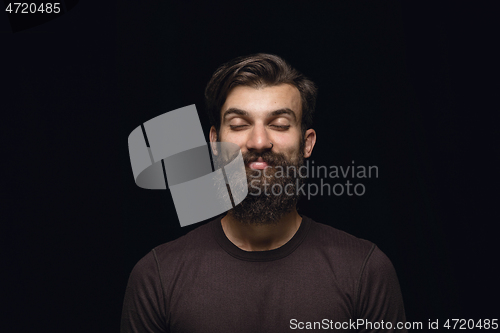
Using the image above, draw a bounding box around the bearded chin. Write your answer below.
[228,152,306,226]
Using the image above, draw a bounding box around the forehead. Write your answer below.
[221,84,302,119]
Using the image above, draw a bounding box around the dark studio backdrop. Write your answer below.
[3,1,498,332]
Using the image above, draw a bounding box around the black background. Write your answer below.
[3,1,498,332]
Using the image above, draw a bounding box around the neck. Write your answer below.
[221,208,302,251]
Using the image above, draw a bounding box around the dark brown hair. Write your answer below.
[205,53,317,137]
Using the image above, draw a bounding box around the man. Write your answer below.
[121,53,407,332]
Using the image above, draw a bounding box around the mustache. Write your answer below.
[242,151,289,166]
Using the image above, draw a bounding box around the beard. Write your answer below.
[227,145,306,226]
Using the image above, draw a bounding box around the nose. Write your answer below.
[246,124,272,153]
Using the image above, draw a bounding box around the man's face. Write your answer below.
[218,84,304,164]
[210,84,316,225]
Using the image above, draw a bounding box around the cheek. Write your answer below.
[275,133,301,152]
[276,140,302,162]
[219,131,247,149]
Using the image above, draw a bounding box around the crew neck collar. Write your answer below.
[211,214,312,262]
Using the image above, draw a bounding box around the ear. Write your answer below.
[209,126,219,155]
[303,129,316,158]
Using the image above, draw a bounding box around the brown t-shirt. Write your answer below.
[121,215,407,332]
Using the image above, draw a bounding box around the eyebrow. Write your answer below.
[222,108,297,121]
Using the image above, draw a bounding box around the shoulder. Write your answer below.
[359,245,399,285]
[145,220,216,267]
[305,216,376,262]
[303,216,398,281]
[127,220,215,285]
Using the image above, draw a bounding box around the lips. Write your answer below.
[248,157,269,170]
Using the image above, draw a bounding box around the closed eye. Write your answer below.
[271,125,290,130]
[229,125,248,130]
[229,124,290,130]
